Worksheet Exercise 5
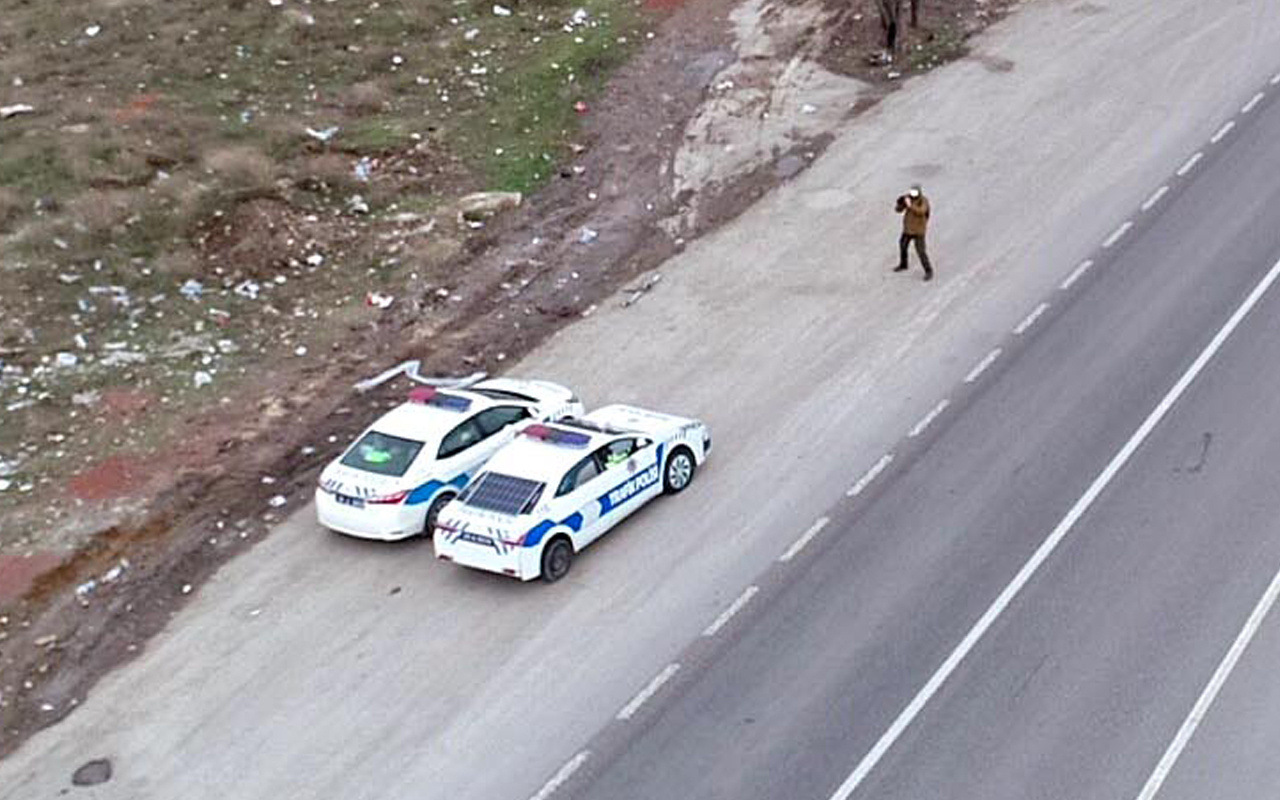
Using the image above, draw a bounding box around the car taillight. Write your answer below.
[368,490,409,505]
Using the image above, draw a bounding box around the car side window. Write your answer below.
[556,455,602,497]
[601,438,638,470]
[474,405,531,438]
[438,419,484,459]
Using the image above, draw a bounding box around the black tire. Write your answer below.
[422,493,455,538]
[541,536,574,583]
[663,446,696,494]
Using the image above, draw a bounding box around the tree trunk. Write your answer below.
[875,0,903,52]
[910,0,920,28]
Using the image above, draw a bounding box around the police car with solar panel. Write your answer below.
[434,405,711,582]
[315,379,582,541]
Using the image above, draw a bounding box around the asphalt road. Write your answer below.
[561,68,1280,800]
[4,3,1280,799]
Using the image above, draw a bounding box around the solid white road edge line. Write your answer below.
[703,585,761,635]
[1210,120,1235,144]
[1141,186,1170,212]
[847,454,894,498]
[1241,92,1265,114]
[908,399,950,438]
[529,751,590,800]
[826,255,1280,800]
[617,663,680,721]
[1014,302,1050,335]
[1061,260,1094,291]
[1176,152,1203,176]
[1134,561,1280,800]
[1103,221,1135,249]
[780,518,830,563]
[964,348,1003,384]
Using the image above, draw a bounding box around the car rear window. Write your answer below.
[340,431,424,477]
[459,472,545,516]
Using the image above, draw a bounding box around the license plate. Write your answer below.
[336,494,365,509]
[460,532,495,546]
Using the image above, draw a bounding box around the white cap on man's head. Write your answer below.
[908,184,922,197]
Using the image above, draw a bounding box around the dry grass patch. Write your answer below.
[202,146,278,195]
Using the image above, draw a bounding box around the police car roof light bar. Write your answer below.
[408,386,438,403]
[522,424,592,447]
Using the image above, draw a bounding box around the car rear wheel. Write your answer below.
[663,447,696,494]
[541,537,574,583]
[423,493,454,538]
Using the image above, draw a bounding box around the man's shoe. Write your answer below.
[923,271,934,282]
[892,265,908,272]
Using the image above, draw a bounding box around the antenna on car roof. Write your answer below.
[353,359,486,393]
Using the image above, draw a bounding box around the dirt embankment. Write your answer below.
[0,0,1020,757]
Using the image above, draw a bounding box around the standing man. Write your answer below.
[893,184,933,281]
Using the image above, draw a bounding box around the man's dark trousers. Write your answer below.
[897,233,933,277]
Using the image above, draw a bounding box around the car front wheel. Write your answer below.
[663,447,696,494]
[541,537,574,583]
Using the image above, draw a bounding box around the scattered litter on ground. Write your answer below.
[305,126,339,142]
[193,371,214,389]
[267,495,287,508]
[179,280,205,301]
[622,273,662,307]
[366,292,395,310]
[578,227,599,243]
[0,104,34,120]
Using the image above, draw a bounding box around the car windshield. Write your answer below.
[459,472,545,516]
[339,431,425,477]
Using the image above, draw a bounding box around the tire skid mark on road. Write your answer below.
[616,663,680,721]
[703,585,761,635]
[529,751,591,800]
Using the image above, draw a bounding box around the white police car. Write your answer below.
[316,378,582,541]
[434,405,711,582]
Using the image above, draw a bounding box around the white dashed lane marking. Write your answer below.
[848,454,894,498]
[617,664,680,721]
[779,518,830,563]
[1061,259,1094,291]
[964,348,1003,384]
[1210,120,1235,144]
[1102,221,1134,249]
[829,254,1280,800]
[908,400,950,438]
[1014,302,1050,335]
[1271,72,1280,86]
[529,751,590,800]
[703,586,760,635]
[1242,91,1265,114]
[1141,186,1170,212]
[1177,152,1203,177]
